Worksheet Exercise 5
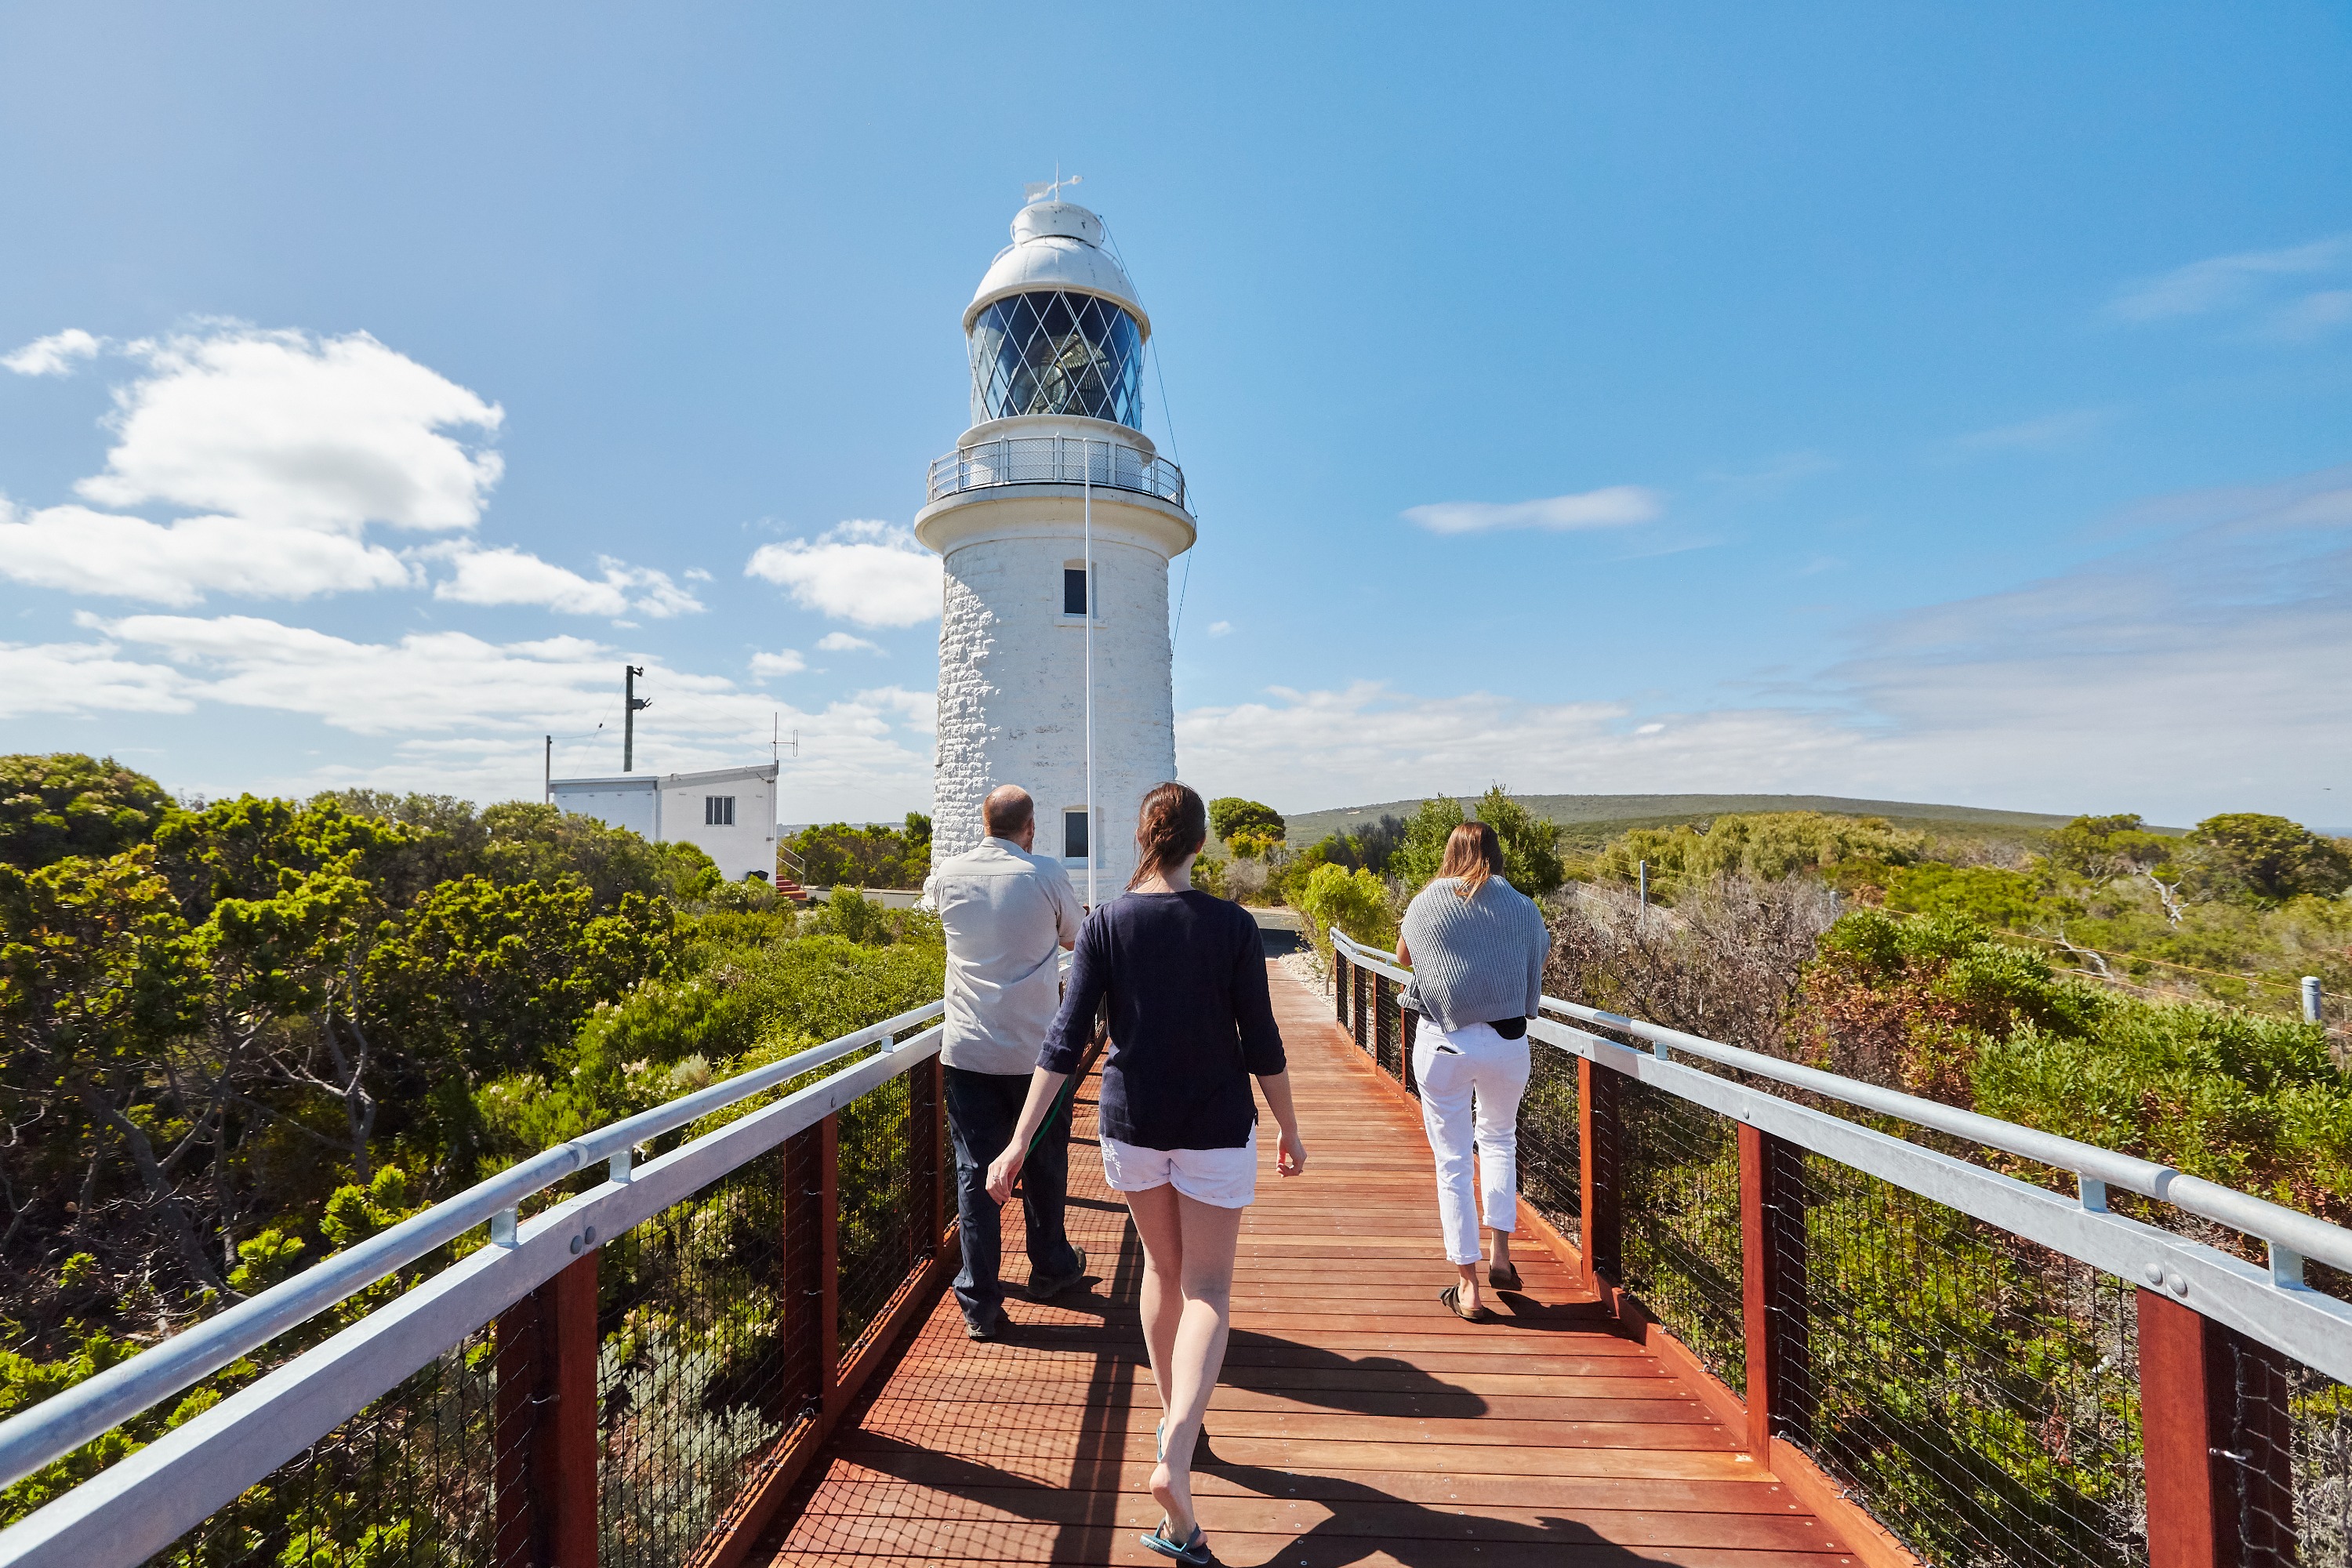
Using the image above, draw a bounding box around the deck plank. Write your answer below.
[754,961,1849,1566]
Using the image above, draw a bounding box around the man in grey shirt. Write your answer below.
[921,784,1087,1338]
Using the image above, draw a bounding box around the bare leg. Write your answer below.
[1490,1227,1515,1278]
[1454,1259,1483,1316]
[1123,1184,1185,1432]
[1127,1188,1243,1542]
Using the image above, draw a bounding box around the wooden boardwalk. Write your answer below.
[757,963,1861,1566]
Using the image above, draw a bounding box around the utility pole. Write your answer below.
[623,666,652,771]
[543,735,553,802]
[1639,860,1648,909]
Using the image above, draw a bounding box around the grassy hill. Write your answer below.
[1282,793,2131,856]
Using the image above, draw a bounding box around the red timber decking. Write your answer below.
[753,960,1865,1567]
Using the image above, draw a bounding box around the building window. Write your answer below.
[1063,808,1088,860]
[1062,565,1090,616]
[705,796,735,826]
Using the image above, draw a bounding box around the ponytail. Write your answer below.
[1129,782,1209,889]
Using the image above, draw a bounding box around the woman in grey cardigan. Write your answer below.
[1396,822,1552,1323]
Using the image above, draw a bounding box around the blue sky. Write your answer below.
[2,3,2347,828]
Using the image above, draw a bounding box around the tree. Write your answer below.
[0,755,175,870]
[2186,814,2352,906]
[1388,788,1564,897]
[786,821,929,890]
[1595,812,1924,900]
[1207,798,1284,846]
[2042,814,2175,885]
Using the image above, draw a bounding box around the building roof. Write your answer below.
[551,762,780,790]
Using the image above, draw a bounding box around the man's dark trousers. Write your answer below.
[943,1065,1081,1325]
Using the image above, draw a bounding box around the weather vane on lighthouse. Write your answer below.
[915,179,1195,902]
[1023,168,1081,205]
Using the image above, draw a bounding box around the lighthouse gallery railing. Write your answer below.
[926,434,1189,512]
[1329,927,2352,1568]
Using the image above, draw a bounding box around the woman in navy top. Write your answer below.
[989,782,1306,1566]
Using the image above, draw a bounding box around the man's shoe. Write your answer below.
[964,1308,1011,1341]
[1028,1246,1088,1300]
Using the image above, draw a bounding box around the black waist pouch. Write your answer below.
[1489,1017,1528,1040]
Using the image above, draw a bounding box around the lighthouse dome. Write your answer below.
[965,197,1149,430]
[964,199,1150,337]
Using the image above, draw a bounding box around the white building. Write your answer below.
[916,192,1195,897]
[549,762,780,883]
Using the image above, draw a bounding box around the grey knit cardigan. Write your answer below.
[1398,876,1552,1033]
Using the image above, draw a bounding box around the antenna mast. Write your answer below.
[623,666,652,771]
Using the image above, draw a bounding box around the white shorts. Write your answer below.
[1100,1129,1258,1209]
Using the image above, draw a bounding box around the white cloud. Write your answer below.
[856,685,937,735]
[751,648,808,677]
[744,520,941,627]
[1182,465,2352,825]
[2,328,101,376]
[0,635,194,717]
[0,325,505,603]
[32,612,936,819]
[1402,486,1662,535]
[0,501,413,604]
[817,631,884,654]
[432,546,703,619]
[2110,234,2352,339]
[1946,408,2111,454]
[1207,620,1233,637]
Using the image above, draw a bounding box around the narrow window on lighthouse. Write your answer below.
[1062,564,1090,616]
[1063,809,1089,860]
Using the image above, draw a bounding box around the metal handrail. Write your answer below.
[1328,928,2352,1287]
[0,997,946,1495]
[926,434,1189,512]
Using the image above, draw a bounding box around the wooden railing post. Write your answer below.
[492,1250,599,1568]
[815,1112,844,1421]
[781,1119,833,1429]
[2138,1290,2299,1568]
[909,1055,949,1265]
[1577,1058,1621,1288]
[1738,1124,1809,1459]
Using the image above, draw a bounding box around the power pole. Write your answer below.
[543,735,553,802]
[623,666,652,771]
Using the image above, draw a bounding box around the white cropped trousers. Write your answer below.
[1410,1018,1531,1265]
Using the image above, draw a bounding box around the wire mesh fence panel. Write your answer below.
[833,1070,916,1360]
[2227,1340,2352,1568]
[145,1325,503,1568]
[1517,1044,1582,1247]
[1784,1152,2147,1568]
[1616,1076,1745,1392]
[1374,975,1405,1084]
[597,1149,790,1568]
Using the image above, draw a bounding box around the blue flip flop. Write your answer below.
[1139,1519,1212,1563]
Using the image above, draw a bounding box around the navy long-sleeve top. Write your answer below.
[1037,890,1286,1151]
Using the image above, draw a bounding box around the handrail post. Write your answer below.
[817,1112,844,1421]
[2138,1290,2297,1568]
[782,1117,835,1429]
[910,1055,950,1266]
[1578,1058,1621,1289]
[493,1250,598,1568]
[1738,1123,1808,1459]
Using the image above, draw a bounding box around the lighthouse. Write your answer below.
[917,189,1195,898]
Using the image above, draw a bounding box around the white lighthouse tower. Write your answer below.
[916,188,1195,898]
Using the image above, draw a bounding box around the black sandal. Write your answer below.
[1488,1263,1523,1292]
[1439,1284,1496,1323]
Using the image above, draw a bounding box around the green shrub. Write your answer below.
[1294,863,1397,965]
